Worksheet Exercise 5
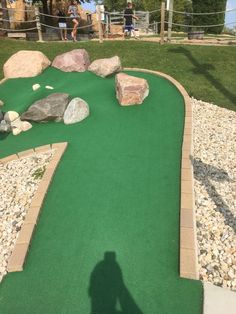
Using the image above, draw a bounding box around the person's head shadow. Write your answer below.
[88,251,143,314]
[191,157,236,234]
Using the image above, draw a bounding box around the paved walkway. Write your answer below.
[204,283,236,314]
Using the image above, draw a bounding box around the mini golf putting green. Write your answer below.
[0,68,202,313]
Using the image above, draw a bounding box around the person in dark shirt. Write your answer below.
[57,7,68,40]
[124,2,139,39]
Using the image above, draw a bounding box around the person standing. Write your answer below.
[68,0,80,41]
[57,7,68,41]
[96,3,107,37]
[124,2,139,39]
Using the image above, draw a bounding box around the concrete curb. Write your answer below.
[204,282,236,314]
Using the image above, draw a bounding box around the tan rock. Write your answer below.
[10,117,22,129]
[8,117,32,132]
[12,128,22,136]
[21,121,32,132]
[32,84,40,91]
[88,56,122,78]
[0,100,4,107]
[4,111,19,122]
[3,51,51,78]
[52,49,90,72]
[115,73,149,106]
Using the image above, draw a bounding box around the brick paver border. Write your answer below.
[0,142,68,272]
[125,68,198,280]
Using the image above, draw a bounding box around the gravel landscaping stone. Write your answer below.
[192,98,236,291]
[0,150,54,282]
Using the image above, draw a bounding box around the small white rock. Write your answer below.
[32,84,40,91]
[45,85,54,90]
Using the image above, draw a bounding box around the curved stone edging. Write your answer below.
[0,142,68,272]
[124,68,198,280]
[0,78,7,85]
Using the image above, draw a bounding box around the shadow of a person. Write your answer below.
[192,157,236,234]
[88,252,143,314]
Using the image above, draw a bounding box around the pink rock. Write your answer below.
[3,51,51,78]
[88,56,122,77]
[115,73,149,106]
[52,49,90,72]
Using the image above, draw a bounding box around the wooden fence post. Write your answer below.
[167,0,174,42]
[97,5,103,44]
[160,0,165,45]
[35,6,43,42]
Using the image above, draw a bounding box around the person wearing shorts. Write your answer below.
[68,0,80,41]
[124,2,139,39]
[96,4,108,37]
[58,8,67,41]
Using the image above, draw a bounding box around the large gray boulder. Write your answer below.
[52,49,90,72]
[0,120,11,133]
[3,51,51,78]
[88,56,122,78]
[115,73,149,106]
[21,93,70,122]
[63,97,89,125]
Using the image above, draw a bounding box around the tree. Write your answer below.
[192,0,227,34]
[1,0,10,34]
[142,0,162,24]
[94,0,144,11]
[32,0,91,26]
[33,0,91,16]
[142,0,193,31]
[96,0,192,31]
[172,0,193,31]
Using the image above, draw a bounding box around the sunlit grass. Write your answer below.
[0,38,235,110]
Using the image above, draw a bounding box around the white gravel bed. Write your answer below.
[192,98,236,291]
[0,150,54,282]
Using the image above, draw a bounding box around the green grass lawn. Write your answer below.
[0,39,235,111]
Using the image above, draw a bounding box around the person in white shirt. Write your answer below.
[96,4,107,37]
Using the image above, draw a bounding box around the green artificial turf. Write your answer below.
[0,68,202,314]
